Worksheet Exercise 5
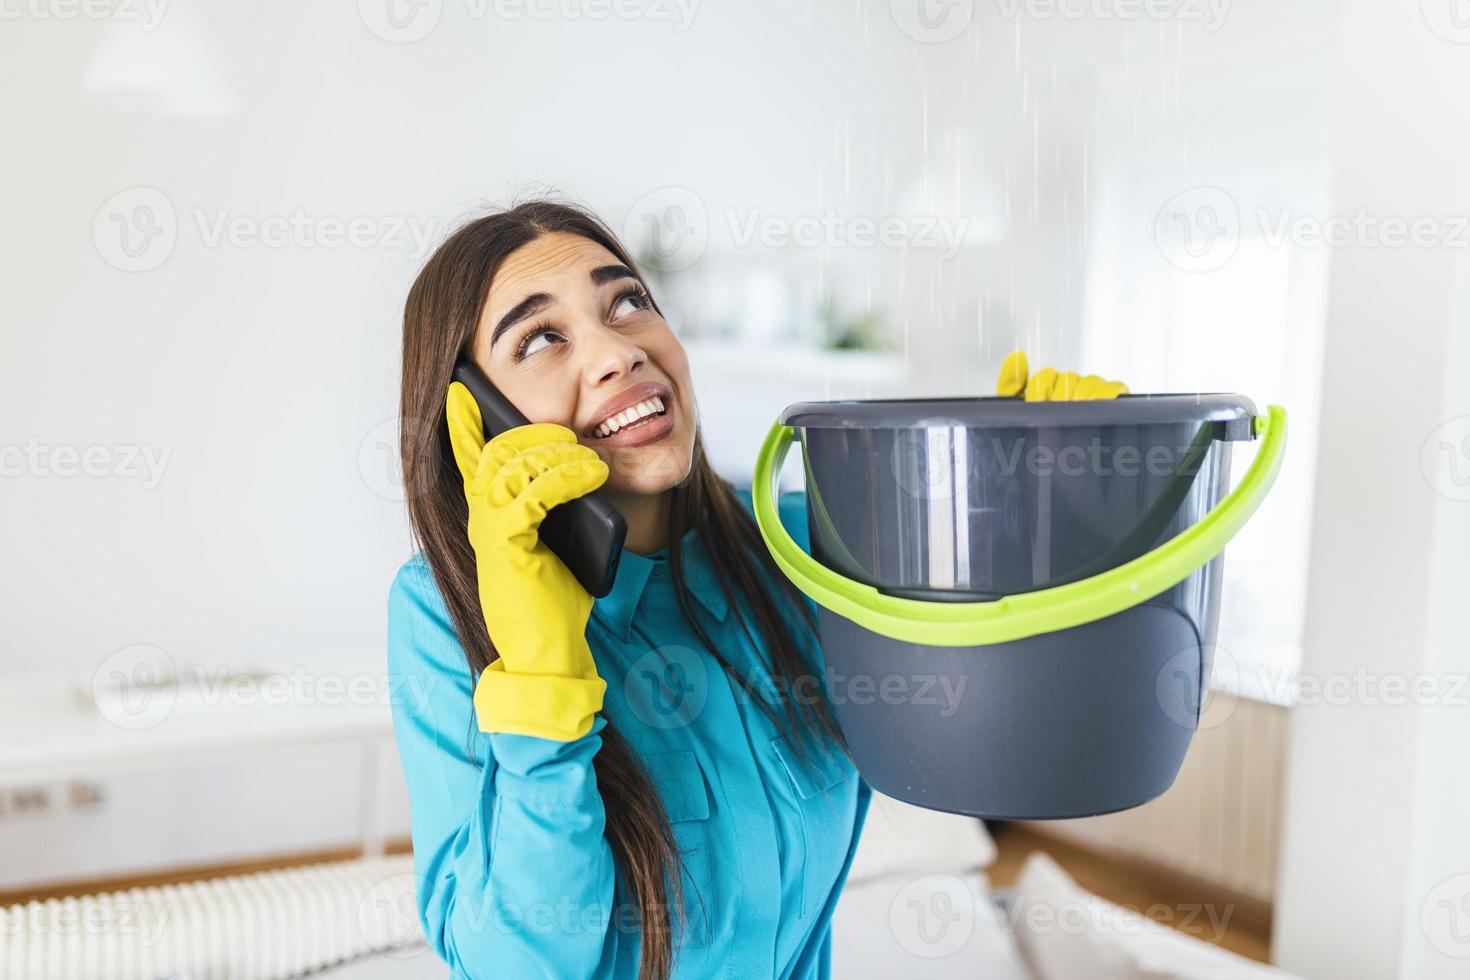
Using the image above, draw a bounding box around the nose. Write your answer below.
[581,320,648,389]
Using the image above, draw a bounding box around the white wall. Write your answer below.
[1273,1,1470,977]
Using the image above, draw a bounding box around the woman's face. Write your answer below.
[470,231,698,498]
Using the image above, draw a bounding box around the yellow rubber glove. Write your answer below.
[996,350,1130,401]
[445,381,609,742]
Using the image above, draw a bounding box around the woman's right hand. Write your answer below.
[445,380,609,741]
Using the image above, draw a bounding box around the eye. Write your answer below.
[610,285,652,320]
[515,323,562,361]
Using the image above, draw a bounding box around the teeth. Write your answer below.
[593,396,665,438]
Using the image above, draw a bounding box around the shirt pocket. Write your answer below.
[768,730,854,919]
[646,748,715,949]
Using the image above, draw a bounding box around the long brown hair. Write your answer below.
[399,199,837,980]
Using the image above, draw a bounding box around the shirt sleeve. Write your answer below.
[387,558,623,979]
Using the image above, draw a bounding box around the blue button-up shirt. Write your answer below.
[387,486,871,979]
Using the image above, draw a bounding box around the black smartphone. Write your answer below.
[451,359,626,598]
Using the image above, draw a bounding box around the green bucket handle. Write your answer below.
[752,404,1288,647]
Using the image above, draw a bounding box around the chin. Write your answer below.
[603,442,694,497]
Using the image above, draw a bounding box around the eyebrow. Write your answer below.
[488,265,641,349]
[489,293,551,350]
[590,264,637,286]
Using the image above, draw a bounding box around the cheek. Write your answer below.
[492,374,578,429]
[652,339,694,410]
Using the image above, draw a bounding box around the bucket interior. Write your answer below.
[795,409,1240,600]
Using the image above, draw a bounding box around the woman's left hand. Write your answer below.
[995,349,1130,400]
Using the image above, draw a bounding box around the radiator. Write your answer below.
[0,855,424,980]
[1023,693,1289,902]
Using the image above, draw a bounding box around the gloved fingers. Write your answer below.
[488,439,605,509]
[1076,375,1129,400]
[1050,370,1081,401]
[1023,366,1058,401]
[446,382,488,487]
[502,455,610,547]
[996,350,1029,397]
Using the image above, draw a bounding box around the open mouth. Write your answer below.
[589,396,669,440]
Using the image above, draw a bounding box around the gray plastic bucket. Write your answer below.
[753,394,1286,819]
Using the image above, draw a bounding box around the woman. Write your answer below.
[387,200,1121,980]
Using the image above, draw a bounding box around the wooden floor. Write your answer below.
[986,822,1273,964]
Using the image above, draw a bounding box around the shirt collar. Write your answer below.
[591,526,730,641]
